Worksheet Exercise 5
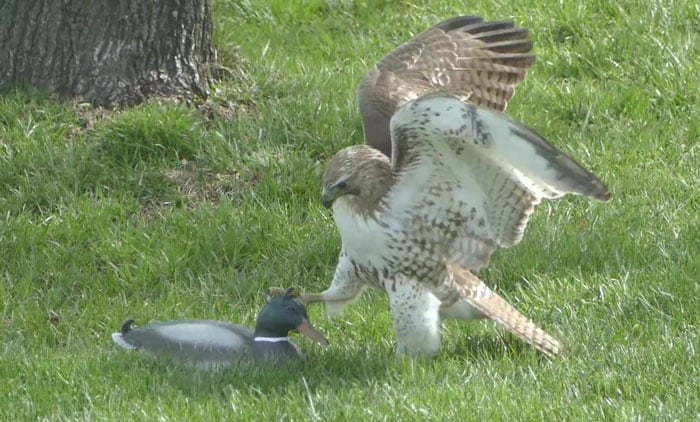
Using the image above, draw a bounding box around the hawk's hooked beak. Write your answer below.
[321,188,337,209]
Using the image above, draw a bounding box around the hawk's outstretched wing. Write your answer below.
[387,92,610,270]
[359,16,536,156]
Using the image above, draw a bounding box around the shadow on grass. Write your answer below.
[448,327,560,363]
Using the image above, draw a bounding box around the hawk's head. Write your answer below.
[321,145,391,210]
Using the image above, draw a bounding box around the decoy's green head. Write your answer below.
[255,288,329,346]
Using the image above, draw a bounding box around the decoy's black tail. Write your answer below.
[120,319,135,335]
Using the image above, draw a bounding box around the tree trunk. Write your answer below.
[0,0,215,107]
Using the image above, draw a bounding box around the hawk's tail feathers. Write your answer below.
[451,266,562,358]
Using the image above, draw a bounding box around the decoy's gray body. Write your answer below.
[111,289,329,368]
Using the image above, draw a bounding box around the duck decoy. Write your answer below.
[111,288,329,368]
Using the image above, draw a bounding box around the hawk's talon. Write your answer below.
[266,287,300,298]
[264,287,322,305]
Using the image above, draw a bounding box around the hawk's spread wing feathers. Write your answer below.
[359,16,536,156]
[449,265,561,357]
[388,93,610,268]
[372,16,535,109]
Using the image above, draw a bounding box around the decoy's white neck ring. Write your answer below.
[254,336,290,343]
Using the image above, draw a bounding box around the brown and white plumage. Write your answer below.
[359,16,536,157]
[315,92,609,357]
[309,16,610,357]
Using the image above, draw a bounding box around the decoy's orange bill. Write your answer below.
[296,319,329,346]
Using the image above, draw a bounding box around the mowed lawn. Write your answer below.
[1,0,698,420]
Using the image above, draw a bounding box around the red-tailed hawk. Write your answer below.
[286,16,610,357]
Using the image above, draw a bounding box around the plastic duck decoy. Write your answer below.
[111,288,329,367]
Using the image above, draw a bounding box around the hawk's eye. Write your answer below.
[336,181,348,190]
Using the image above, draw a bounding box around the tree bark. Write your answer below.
[0,0,215,107]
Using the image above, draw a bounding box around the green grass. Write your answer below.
[2,0,699,419]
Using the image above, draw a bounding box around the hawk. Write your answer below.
[291,16,610,357]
